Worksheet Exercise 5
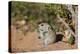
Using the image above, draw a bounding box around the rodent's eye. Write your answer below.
[41,24,44,26]
[48,27,50,30]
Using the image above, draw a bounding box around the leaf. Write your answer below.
[68,35,75,45]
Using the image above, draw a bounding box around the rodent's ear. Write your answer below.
[41,24,44,26]
[48,26,51,30]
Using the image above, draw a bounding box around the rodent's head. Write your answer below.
[38,23,50,32]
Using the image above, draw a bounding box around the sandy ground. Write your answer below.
[10,26,77,53]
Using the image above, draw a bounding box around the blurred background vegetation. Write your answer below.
[10,1,78,32]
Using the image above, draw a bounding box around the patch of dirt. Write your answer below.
[10,26,77,53]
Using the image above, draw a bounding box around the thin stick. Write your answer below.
[57,14,75,37]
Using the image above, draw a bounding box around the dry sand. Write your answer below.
[10,26,77,53]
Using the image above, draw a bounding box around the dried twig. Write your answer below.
[57,14,75,37]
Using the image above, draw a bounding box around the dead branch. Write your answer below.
[57,14,75,37]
